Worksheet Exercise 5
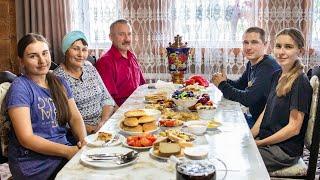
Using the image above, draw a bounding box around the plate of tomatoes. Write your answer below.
[158,119,184,130]
[122,133,157,150]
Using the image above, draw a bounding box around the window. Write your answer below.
[70,0,121,50]
[312,0,320,48]
[70,0,254,49]
[172,0,254,48]
[70,0,320,79]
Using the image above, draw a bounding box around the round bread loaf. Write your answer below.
[124,109,146,117]
[142,121,157,132]
[138,116,156,123]
[123,117,139,127]
[124,124,143,132]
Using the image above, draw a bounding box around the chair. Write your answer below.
[0,71,16,179]
[0,71,16,84]
[270,67,320,180]
[0,71,16,162]
[87,55,97,65]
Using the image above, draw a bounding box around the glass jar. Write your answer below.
[176,160,216,180]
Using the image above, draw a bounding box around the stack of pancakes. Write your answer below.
[120,109,157,133]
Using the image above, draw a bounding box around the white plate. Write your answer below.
[149,147,170,160]
[80,147,138,168]
[85,132,124,147]
[159,130,196,142]
[121,137,153,150]
[149,147,184,160]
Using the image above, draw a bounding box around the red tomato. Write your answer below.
[127,136,134,141]
[146,134,157,142]
[164,120,175,127]
[140,137,151,147]
[133,140,142,147]
[127,139,135,146]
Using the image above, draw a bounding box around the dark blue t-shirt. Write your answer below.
[218,55,280,123]
[6,75,73,179]
[259,70,312,157]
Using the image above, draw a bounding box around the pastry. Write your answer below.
[97,132,112,141]
[121,123,143,132]
[142,121,157,132]
[124,109,147,117]
[123,117,139,127]
[138,116,156,123]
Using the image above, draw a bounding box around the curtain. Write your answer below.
[70,0,320,82]
[16,0,70,64]
[257,0,314,71]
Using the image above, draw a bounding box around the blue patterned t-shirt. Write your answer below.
[6,75,73,179]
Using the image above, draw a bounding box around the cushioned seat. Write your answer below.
[0,71,16,180]
[270,158,307,177]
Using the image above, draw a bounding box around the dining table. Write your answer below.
[55,83,270,180]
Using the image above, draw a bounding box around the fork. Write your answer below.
[87,151,137,163]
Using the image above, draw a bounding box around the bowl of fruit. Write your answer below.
[188,93,213,111]
[171,90,199,108]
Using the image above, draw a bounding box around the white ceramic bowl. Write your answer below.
[172,98,199,108]
[141,108,162,120]
[184,147,209,160]
[185,121,207,135]
[196,106,216,120]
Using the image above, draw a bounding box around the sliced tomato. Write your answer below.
[146,134,157,142]
[133,140,142,147]
[164,120,176,127]
[127,139,135,146]
[127,136,134,141]
[140,137,151,147]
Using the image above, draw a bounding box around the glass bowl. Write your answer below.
[172,98,199,108]
[196,105,216,120]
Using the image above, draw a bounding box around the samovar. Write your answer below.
[166,35,190,84]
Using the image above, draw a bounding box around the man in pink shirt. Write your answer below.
[95,19,146,106]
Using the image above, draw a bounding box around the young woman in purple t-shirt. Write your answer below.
[4,33,87,179]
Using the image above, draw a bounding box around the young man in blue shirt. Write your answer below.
[212,27,280,128]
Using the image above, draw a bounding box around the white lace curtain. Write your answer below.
[70,0,320,82]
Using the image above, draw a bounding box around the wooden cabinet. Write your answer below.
[0,0,19,74]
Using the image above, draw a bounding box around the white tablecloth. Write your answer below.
[56,84,270,180]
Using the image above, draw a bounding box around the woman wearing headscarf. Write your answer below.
[54,31,116,134]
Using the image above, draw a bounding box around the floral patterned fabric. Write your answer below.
[0,163,11,180]
[0,82,11,157]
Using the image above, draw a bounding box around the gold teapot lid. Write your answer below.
[168,35,188,48]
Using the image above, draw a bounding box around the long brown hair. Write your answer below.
[275,28,305,97]
[17,33,70,126]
